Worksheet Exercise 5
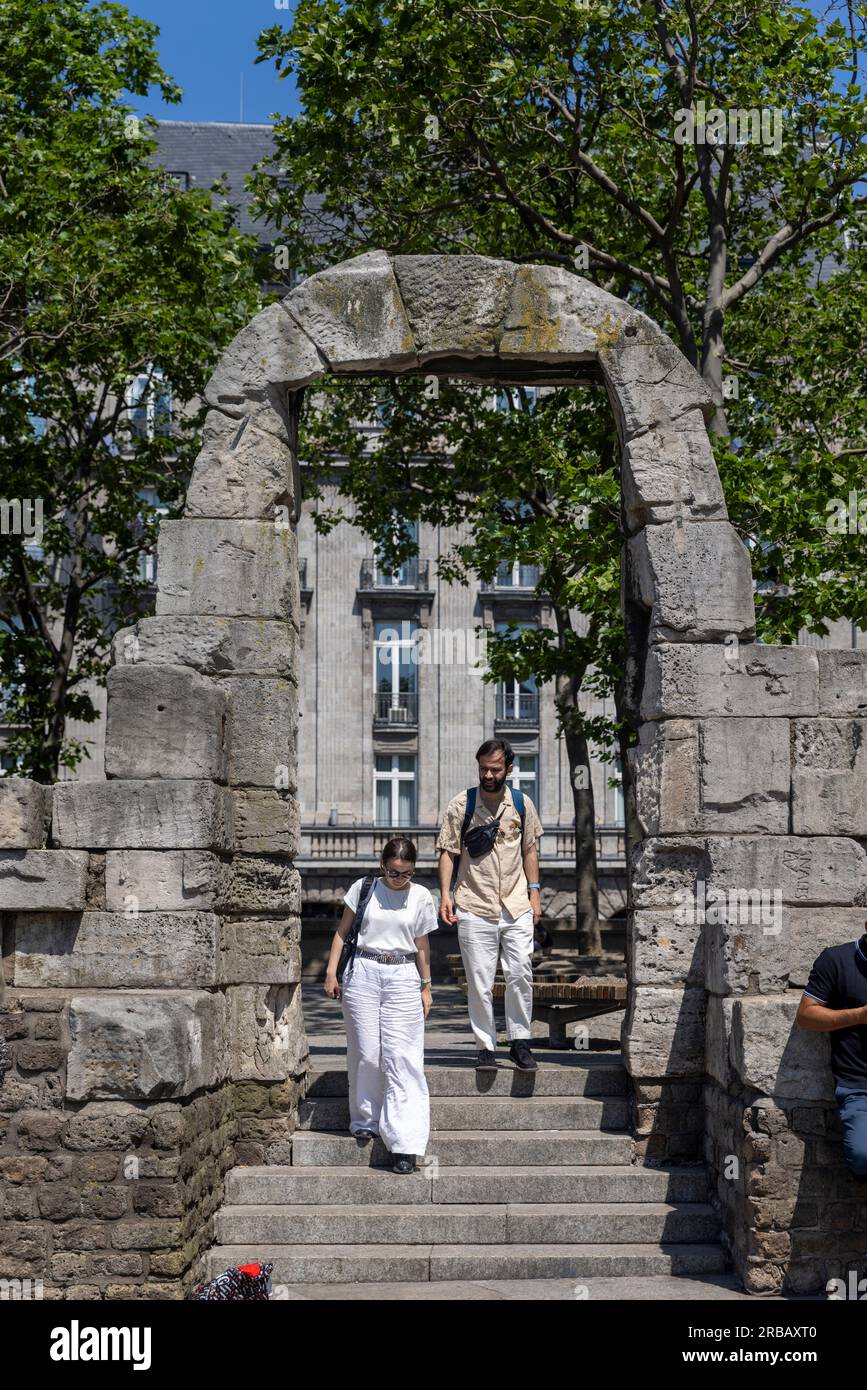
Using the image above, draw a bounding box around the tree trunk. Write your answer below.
[566,722,602,956]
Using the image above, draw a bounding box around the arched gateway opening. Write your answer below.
[3,252,867,1298]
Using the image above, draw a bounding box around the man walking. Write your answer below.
[797,923,867,1180]
[437,738,543,1071]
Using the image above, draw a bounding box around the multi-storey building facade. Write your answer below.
[5,120,863,967]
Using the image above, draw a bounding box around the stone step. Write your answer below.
[306,1059,629,1098]
[216,1201,720,1247]
[207,1241,726,1284]
[290,1130,633,1167]
[298,1095,630,1132]
[226,1164,711,1207]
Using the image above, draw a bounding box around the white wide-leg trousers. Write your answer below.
[341,956,430,1155]
[457,907,534,1052]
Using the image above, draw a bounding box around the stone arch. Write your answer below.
[5,250,867,1297]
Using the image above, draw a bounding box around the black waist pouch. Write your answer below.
[463,808,505,859]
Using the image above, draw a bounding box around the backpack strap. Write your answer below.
[510,786,526,840]
[448,789,477,894]
[459,786,477,849]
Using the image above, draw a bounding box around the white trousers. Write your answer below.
[341,956,430,1155]
[457,906,534,1052]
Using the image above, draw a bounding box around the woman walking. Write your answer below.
[324,836,437,1173]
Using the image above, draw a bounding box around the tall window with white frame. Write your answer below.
[374,518,418,587]
[508,753,538,805]
[494,620,538,724]
[125,364,172,442]
[374,619,418,724]
[374,753,417,827]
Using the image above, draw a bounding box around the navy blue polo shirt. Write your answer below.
[803,935,867,1086]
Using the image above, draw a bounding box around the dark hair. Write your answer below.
[380,836,417,865]
[476,738,514,768]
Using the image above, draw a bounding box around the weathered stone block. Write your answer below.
[625,521,755,641]
[216,856,301,914]
[155,520,299,622]
[185,411,295,520]
[113,615,296,676]
[818,649,867,717]
[599,322,715,442]
[699,718,790,833]
[105,665,229,781]
[204,301,324,415]
[705,993,735,1088]
[705,836,867,907]
[0,778,51,849]
[392,254,516,358]
[104,850,222,912]
[225,677,298,788]
[622,985,706,1078]
[628,908,704,987]
[53,782,233,850]
[66,992,227,1101]
[232,789,300,854]
[286,249,417,370]
[630,836,707,909]
[730,996,834,1101]
[632,719,699,835]
[14,912,220,988]
[220,918,302,985]
[226,982,307,1081]
[621,412,727,531]
[497,263,606,361]
[792,719,867,835]
[642,642,818,720]
[634,719,790,835]
[0,850,89,911]
[706,907,867,995]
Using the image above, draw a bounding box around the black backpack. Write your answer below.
[336,873,377,982]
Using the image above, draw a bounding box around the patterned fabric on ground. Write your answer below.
[190,1260,274,1300]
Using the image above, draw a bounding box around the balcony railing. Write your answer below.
[373,690,418,726]
[359,557,430,590]
[495,688,539,725]
[481,563,540,592]
[298,824,626,864]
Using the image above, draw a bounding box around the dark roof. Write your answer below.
[150,120,277,242]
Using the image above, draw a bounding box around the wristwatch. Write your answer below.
[527,882,541,890]
[420,977,432,987]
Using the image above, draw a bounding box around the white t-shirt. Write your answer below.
[343,876,439,953]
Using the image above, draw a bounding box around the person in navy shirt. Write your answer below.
[797,923,867,1178]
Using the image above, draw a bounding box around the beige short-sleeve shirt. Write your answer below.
[436,785,543,920]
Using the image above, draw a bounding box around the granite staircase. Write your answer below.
[207,1051,726,1288]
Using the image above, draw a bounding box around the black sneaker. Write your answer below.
[392,1153,416,1174]
[475,1049,497,1071]
[509,1040,538,1071]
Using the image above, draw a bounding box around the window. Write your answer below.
[137,487,170,584]
[494,386,538,413]
[374,620,418,722]
[494,620,538,722]
[374,517,418,586]
[375,753,416,826]
[495,560,539,588]
[125,365,172,441]
[508,754,538,805]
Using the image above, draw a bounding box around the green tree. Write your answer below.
[251,0,866,940]
[301,375,623,949]
[0,0,262,780]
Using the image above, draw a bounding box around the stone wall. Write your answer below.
[626,647,867,1293]
[2,250,865,1296]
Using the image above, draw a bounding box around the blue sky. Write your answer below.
[124,0,300,125]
